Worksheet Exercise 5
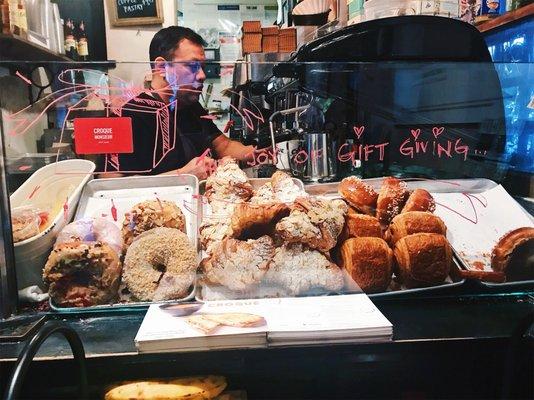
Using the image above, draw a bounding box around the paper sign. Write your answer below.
[74,117,133,155]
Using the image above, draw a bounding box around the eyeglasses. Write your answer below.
[186,61,203,74]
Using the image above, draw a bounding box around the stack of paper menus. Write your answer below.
[135,294,393,353]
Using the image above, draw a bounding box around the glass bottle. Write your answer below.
[64,19,78,60]
[77,20,89,61]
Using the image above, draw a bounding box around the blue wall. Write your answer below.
[484,18,534,173]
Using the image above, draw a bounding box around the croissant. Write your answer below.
[339,237,393,293]
[205,158,253,203]
[275,197,347,253]
[231,202,290,240]
[393,233,452,288]
[341,208,382,241]
[338,176,378,215]
[271,170,306,203]
[376,177,409,225]
[387,211,446,245]
[264,243,344,295]
[402,189,435,213]
[200,236,275,291]
[491,227,534,281]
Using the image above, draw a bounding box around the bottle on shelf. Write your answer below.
[77,20,89,61]
[64,18,78,60]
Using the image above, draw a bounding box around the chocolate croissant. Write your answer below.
[387,211,446,245]
[339,237,393,293]
[393,233,452,288]
[341,208,382,241]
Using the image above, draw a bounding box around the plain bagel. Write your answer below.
[122,227,197,301]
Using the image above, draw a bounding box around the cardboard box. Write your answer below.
[242,20,262,33]
[242,33,262,54]
[262,25,279,36]
[279,28,297,52]
[262,34,279,53]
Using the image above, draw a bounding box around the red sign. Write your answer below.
[74,117,133,155]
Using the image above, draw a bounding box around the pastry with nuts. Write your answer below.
[121,199,186,250]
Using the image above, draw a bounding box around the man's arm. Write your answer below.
[212,134,255,161]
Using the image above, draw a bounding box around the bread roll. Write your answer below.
[339,237,393,293]
[393,233,452,288]
[402,189,435,213]
[338,176,378,215]
[341,208,382,241]
[387,211,446,244]
[376,177,409,225]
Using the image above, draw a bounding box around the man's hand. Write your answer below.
[168,156,217,180]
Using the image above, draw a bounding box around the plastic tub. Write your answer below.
[10,159,95,289]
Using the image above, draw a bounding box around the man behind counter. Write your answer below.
[101,26,254,179]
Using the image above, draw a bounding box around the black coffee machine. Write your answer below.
[268,16,506,180]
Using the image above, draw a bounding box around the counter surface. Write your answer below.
[1,284,532,362]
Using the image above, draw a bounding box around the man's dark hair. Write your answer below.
[149,26,207,62]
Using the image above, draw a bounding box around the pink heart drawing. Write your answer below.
[410,129,421,140]
[432,126,445,138]
[353,126,365,139]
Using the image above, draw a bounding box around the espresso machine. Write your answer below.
[264,15,506,182]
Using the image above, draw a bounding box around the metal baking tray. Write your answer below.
[305,177,499,198]
[306,177,470,297]
[196,176,464,300]
[50,175,201,312]
[308,177,534,290]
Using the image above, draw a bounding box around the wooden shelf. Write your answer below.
[477,3,534,33]
[0,33,70,62]
[0,33,116,70]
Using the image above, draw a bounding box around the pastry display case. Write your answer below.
[0,55,531,312]
[0,57,532,398]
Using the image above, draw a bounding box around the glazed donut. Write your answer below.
[122,200,186,250]
[43,241,122,307]
[56,218,123,255]
[122,227,197,301]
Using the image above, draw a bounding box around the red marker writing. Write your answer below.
[63,197,69,221]
[110,199,118,222]
[155,197,164,211]
[28,185,40,200]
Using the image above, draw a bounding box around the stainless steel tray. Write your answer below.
[369,257,465,299]
[305,177,499,198]
[196,176,470,300]
[306,177,470,297]
[50,175,201,312]
[49,287,196,313]
[195,256,465,301]
[308,177,534,290]
[75,175,201,248]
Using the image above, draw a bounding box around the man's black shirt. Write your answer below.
[100,92,221,175]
